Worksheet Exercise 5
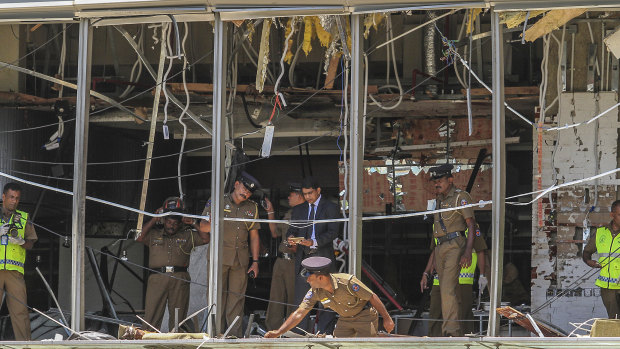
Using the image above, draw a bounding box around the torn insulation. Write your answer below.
[255,19,272,93]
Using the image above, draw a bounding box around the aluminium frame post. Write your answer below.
[488,8,506,337]
[71,18,93,332]
[208,13,227,337]
[348,14,364,277]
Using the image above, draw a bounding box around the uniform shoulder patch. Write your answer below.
[304,290,313,300]
[461,198,469,206]
[351,283,360,292]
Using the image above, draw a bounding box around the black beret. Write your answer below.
[237,171,261,192]
[429,163,454,180]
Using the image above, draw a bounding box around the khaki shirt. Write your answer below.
[275,210,295,254]
[202,194,261,267]
[1,208,37,242]
[432,186,474,238]
[299,273,374,318]
[584,221,620,256]
[143,227,206,269]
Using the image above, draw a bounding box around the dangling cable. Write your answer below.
[177,22,191,200]
[57,24,67,98]
[367,15,403,110]
[119,25,144,99]
[274,17,298,109]
[161,24,174,135]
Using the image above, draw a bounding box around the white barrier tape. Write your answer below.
[508,167,620,206]
[1,168,616,226]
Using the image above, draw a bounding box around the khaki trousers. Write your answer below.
[333,307,379,337]
[434,236,465,336]
[600,287,620,319]
[144,272,190,331]
[428,283,474,337]
[265,257,295,330]
[221,262,248,337]
[0,270,30,340]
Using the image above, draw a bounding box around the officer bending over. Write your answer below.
[265,257,394,338]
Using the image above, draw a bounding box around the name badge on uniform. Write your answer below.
[425,199,436,220]
[0,235,7,246]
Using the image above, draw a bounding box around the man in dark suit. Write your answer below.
[287,176,340,334]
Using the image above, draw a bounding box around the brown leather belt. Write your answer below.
[436,231,463,245]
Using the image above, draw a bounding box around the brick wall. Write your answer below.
[531,92,618,333]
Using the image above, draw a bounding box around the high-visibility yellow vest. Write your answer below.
[595,226,620,289]
[433,227,478,286]
[433,249,477,286]
[0,210,27,274]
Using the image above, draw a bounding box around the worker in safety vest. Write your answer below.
[0,183,37,340]
[583,199,620,319]
[421,227,487,336]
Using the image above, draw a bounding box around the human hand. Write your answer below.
[8,236,25,246]
[248,262,259,278]
[264,198,274,213]
[0,224,9,236]
[420,273,429,293]
[155,207,164,224]
[383,316,395,333]
[264,330,280,338]
[460,249,472,268]
[586,260,602,268]
[182,216,195,225]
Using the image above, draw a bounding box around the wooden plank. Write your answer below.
[136,30,166,232]
[324,52,342,90]
[496,306,564,337]
[461,86,540,96]
[524,9,587,42]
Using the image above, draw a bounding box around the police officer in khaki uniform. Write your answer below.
[200,172,261,337]
[421,232,487,336]
[429,164,476,337]
[264,257,394,338]
[137,197,209,331]
[0,183,37,340]
[264,183,305,330]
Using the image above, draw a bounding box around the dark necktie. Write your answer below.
[307,204,316,239]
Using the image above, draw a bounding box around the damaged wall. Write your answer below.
[339,117,494,213]
[532,92,618,333]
